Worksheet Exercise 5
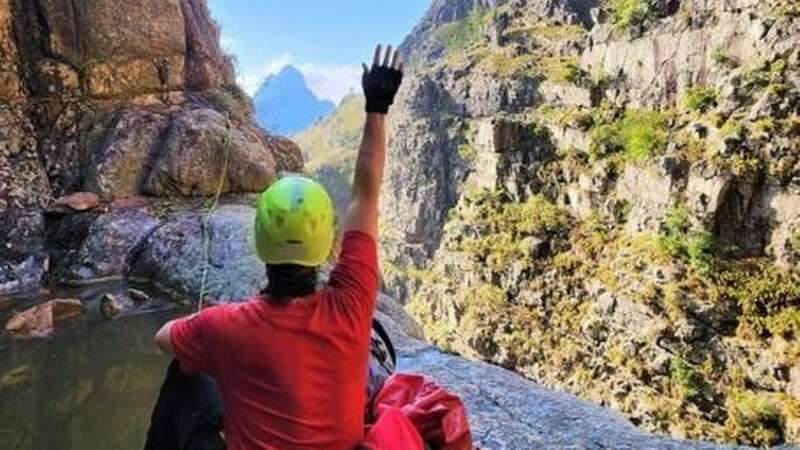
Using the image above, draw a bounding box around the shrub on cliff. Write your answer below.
[609,0,655,31]
[589,109,668,161]
[658,204,716,275]
[724,390,784,446]
[683,85,720,113]
[455,191,567,270]
[670,356,701,401]
[707,260,800,339]
[439,10,491,52]
[790,232,800,254]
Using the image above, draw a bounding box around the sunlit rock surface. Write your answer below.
[0,0,300,296]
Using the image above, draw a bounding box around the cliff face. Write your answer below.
[0,0,301,295]
[382,0,800,445]
[293,94,365,216]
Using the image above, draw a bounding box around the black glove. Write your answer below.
[362,46,404,114]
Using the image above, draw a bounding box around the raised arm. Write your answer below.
[342,44,403,239]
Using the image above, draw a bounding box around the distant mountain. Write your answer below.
[252,65,335,136]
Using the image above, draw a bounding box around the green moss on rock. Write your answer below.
[683,85,720,113]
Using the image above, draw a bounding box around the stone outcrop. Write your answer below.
[5,298,82,338]
[0,0,301,297]
[380,0,800,446]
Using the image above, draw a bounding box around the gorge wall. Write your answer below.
[381,0,800,446]
[0,0,301,296]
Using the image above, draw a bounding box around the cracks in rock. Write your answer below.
[124,216,167,277]
[398,344,438,360]
[140,112,176,196]
[68,0,86,63]
[433,356,546,436]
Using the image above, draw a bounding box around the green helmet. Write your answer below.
[254,175,335,267]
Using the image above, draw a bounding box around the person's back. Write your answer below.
[154,44,404,450]
[170,230,378,449]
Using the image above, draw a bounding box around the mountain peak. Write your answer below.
[252,65,335,136]
[263,65,305,86]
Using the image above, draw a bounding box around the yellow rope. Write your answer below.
[198,115,233,312]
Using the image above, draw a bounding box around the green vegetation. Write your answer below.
[742,58,788,90]
[538,57,588,84]
[458,143,478,162]
[753,117,777,136]
[609,0,655,31]
[707,260,800,339]
[455,190,567,269]
[727,155,762,178]
[589,123,624,159]
[474,51,538,77]
[205,85,249,115]
[774,3,800,19]
[657,205,715,275]
[563,62,589,85]
[439,10,492,52]
[622,110,668,160]
[719,118,744,138]
[724,390,784,447]
[683,85,719,113]
[791,231,800,253]
[766,307,800,339]
[527,23,586,41]
[537,105,594,130]
[670,356,701,400]
[711,47,738,67]
[589,109,668,161]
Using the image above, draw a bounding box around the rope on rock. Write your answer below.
[198,115,233,312]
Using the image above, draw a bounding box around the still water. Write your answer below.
[0,282,185,450]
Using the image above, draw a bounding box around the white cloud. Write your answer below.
[297,63,361,104]
[236,55,360,104]
[237,53,293,95]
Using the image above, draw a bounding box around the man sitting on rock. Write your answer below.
[151,44,404,450]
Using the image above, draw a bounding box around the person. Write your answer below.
[151,44,404,450]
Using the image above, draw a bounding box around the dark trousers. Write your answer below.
[144,360,226,450]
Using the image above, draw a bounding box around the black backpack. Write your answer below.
[366,318,396,405]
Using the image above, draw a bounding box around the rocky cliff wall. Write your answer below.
[382,0,800,445]
[0,0,302,296]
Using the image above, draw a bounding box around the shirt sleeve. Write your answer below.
[327,231,380,314]
[170,306,222,375]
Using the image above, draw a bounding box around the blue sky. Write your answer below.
[208,0,430,103]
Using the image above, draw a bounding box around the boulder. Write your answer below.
[144,109,278,197]
[47,192,102,213]
[82,109,171,200]
[131,204,268,303]
[47,208,161,284]
[100,293,125,320]
[5,299,82,338]
[0,209,47,296]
